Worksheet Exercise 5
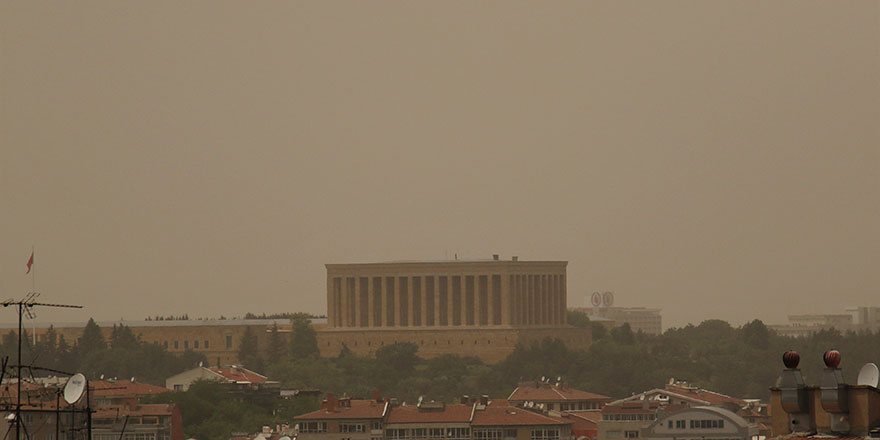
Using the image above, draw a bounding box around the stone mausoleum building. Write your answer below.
[316,257,591,362]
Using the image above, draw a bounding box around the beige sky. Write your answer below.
[1,2,878,329]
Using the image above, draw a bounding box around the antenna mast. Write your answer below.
[2,293,82,440]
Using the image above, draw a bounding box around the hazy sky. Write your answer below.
[2,2,878,329]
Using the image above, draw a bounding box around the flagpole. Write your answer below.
[31,246,35,294]
[31,246,36,347]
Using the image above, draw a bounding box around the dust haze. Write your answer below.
[1,2,878,328]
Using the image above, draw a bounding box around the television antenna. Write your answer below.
[2,292,82,440]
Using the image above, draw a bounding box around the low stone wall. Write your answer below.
[316,325,591,363]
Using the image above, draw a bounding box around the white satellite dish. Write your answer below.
[63,373,87,405]
[279,436,291,440]
[856,363,879,387]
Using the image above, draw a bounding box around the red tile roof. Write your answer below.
[663,385,744,406]
[208,366,268,384]
[563,411,601,424]
[508,385,609,402]
[472,406,570,426]
[93,404,176,418]
[601,402,689,415]
[562,411,600,430]
[90,380,171,396]
[296,399,388,420]
[387,404,474,424]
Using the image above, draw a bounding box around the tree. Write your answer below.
[266,322,286,363]
[289,316,319,358]
[79,318,106,354]
[375,342,419,376]
[110,324,140,350]
[238,327,264,372]
[610,323,635,345]
[567,310,591,328]
[740,319,770,349]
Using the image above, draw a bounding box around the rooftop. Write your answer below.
[508,383,610,402]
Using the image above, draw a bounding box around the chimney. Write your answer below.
[480,395,489,406]
[373,390,383,402]
[460,395,470,404]
[324,393,337,411]
[820,350,849,433]
[772,350,880,437]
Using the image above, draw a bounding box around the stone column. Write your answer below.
[541,275,551,325]
[459,276,467,326]
[560,274,567,326]
[446,277,454,326]
[529,275,536,325]
[475,276,483,326]
[367,277,375,327]
[418,277,427,327]
[487,275,495,325]
[380,277,388,328]
[327,274,335,327]
[405,276,414,327]
[340,278,350,327]
[433,276,441,326]
[354,277,362,328]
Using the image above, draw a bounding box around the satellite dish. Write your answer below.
[279,436,291,440]
[856,363,879,387]
[63,373,87,404]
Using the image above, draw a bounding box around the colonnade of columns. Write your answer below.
[327,273,566,328]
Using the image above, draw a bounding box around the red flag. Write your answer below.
[26,252,34,274]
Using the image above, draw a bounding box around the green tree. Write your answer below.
[376,342,418,373]
[238,326,264,372]
[289,316,319,358]
[740,319,770,349]
[266,322,287,363]
[610,323,635,345]
[79,318,106,354]
[567,310,591,328]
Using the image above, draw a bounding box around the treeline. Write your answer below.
[237,314,880,403]
[145,381,318,440]
[0,318,205,385]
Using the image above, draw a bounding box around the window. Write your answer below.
[300,422,327,433]
[624,432,639,438]
[675,420,685,429]
[194,340,199,349]
[173,384,183,391]
[340,424,366,433]
[226,335,233,349]
[475,429,502,440]
[184,340,189,349]
[163,341,168,348]
[123,434,156,440]
[413,428,427,440]
[174,341,179,349]
[387,429,409,440]
[204,340,209,348]
[667,421,672,429]
[530,429,559,440]
[371,421,383,430]
[448,428,470,440]
[504,429,518,439]
[429,428,445,440]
